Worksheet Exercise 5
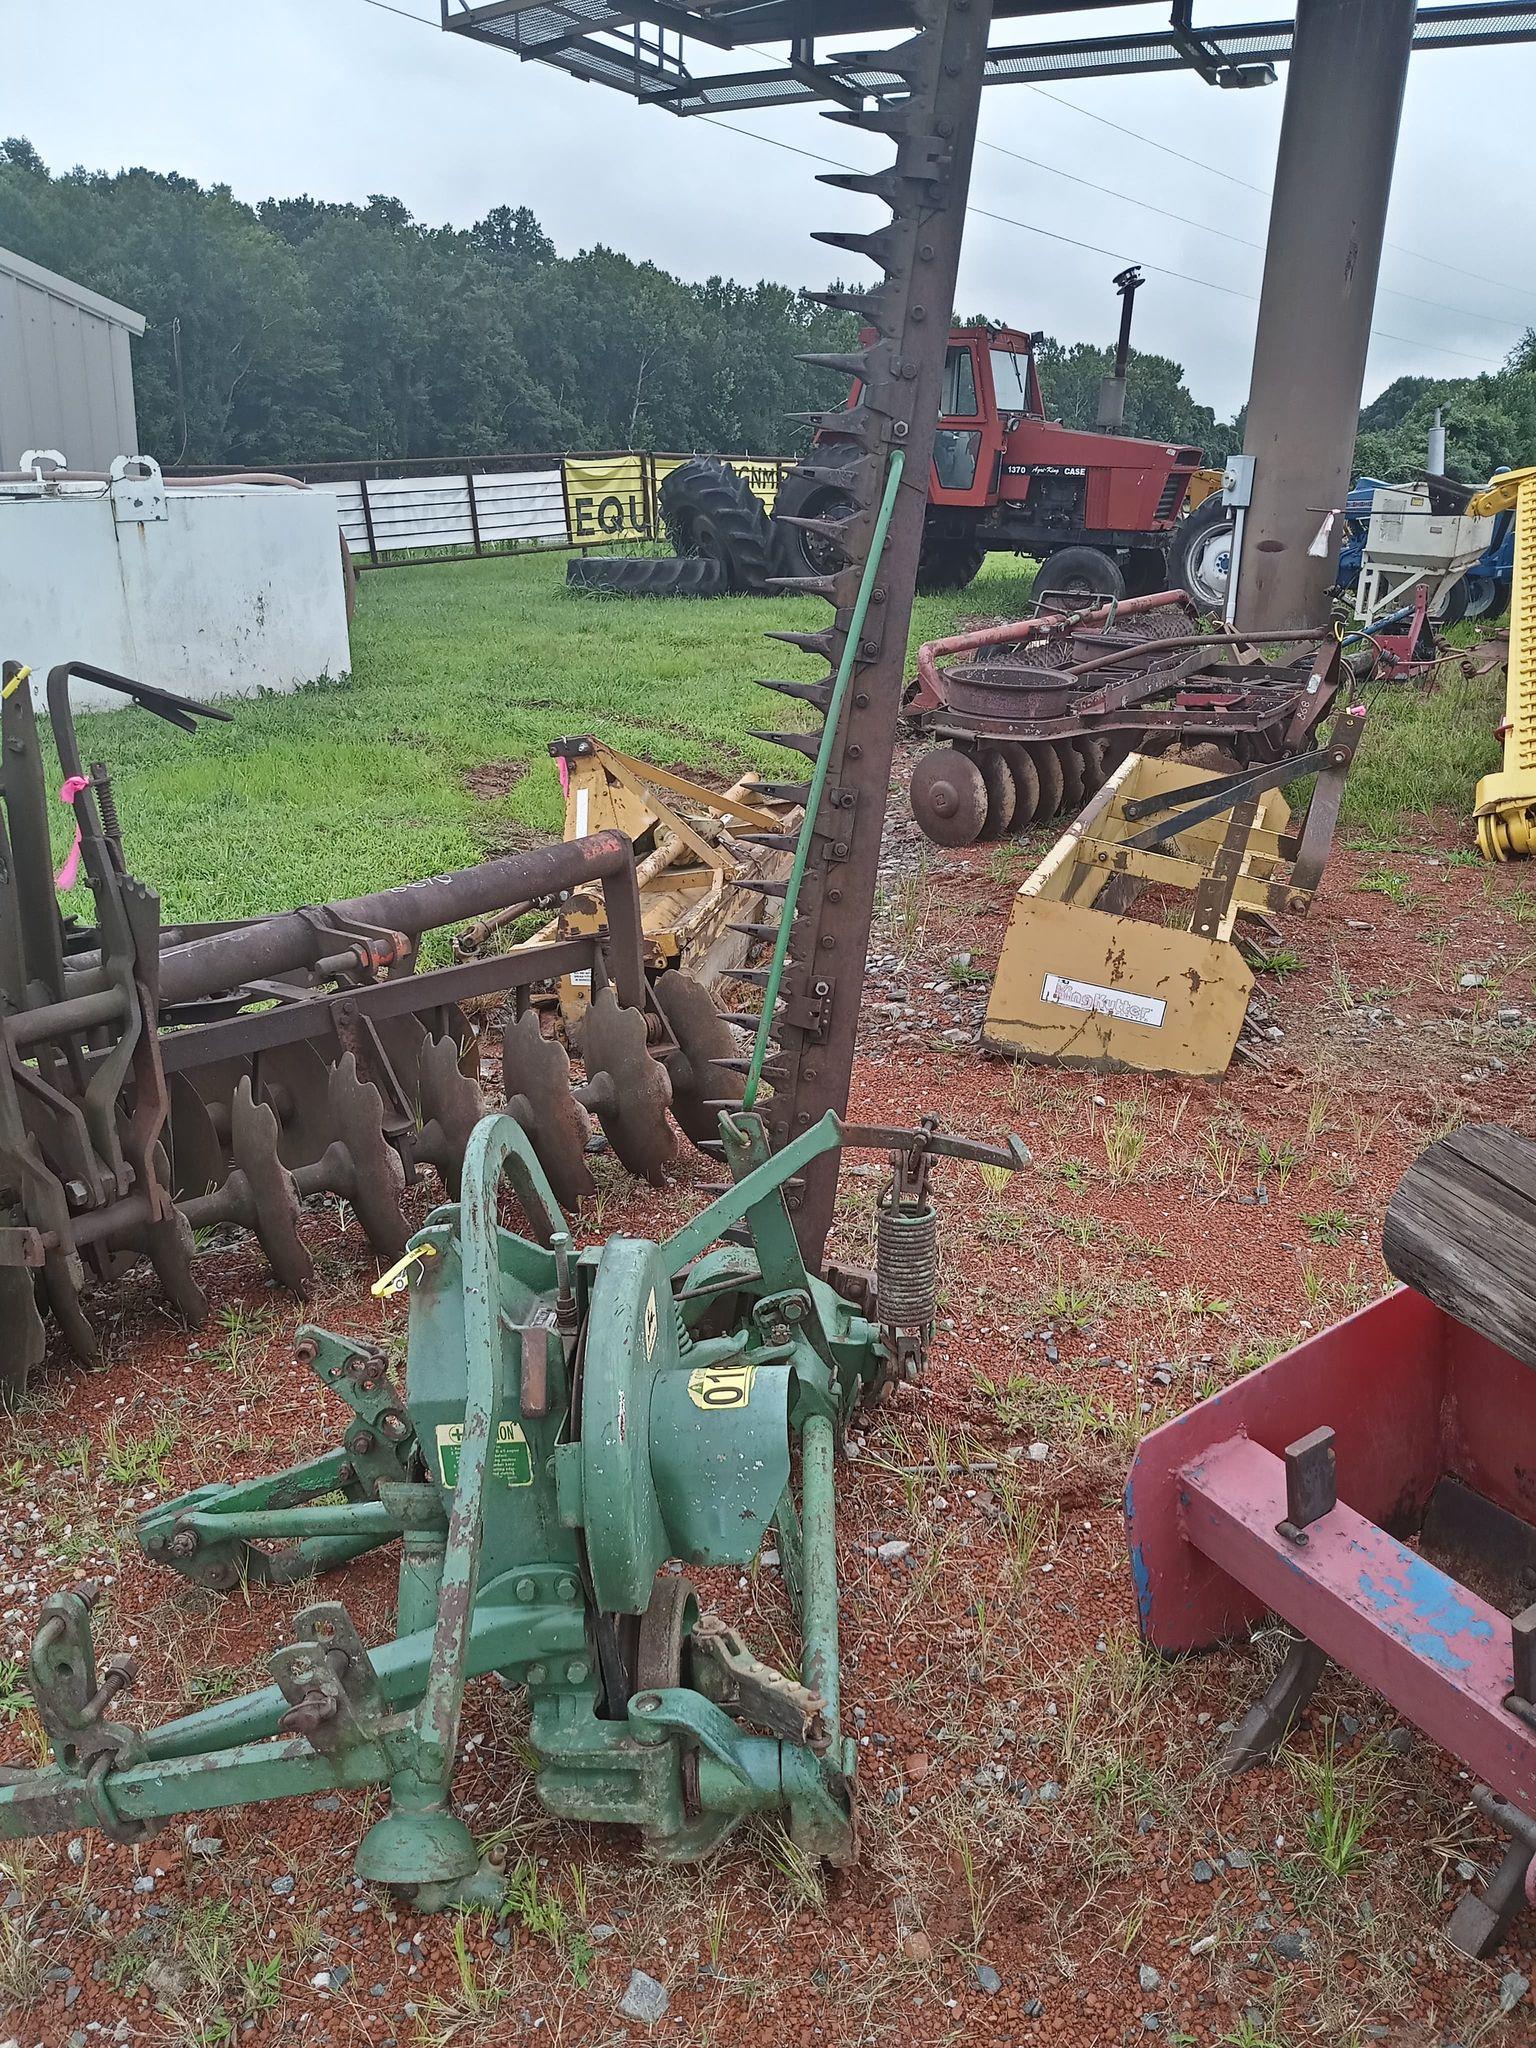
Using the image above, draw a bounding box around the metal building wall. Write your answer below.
[0,245,144,469]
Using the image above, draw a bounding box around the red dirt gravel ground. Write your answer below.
[6,795,1536,2048]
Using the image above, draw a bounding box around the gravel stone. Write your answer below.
[1269,1929,1314,1962]
[619,1969,670,2026]
[1499,1971,1531,2012]
[1138,1965,1161,1993]
[973,1963,1002,1995]
[270,1874,296,1897]
[1192,1860,1215,1883]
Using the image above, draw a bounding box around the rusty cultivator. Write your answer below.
[0,659,743,1392]
[905,591,1345,847]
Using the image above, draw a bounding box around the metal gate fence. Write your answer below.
[170,451,794,568]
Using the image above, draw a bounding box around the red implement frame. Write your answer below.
[1128,1287,1536,1808]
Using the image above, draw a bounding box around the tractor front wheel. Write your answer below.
[1033,546,1125,609]
[917,534,987,593]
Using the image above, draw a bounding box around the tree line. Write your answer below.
[9,138,1522,483]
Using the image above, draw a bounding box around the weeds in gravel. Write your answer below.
[0,1852,45,2007]
[101,1418,178,1488]
[1357,866,1412,904]
[1203,1119,1247,1199]
[1291,1727,1386,1884]
[1302,1208,1354,1245]
[0,1656,30,1720]
[1102,1101,1146,1183]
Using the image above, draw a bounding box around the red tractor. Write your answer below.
[772,320,1207,600]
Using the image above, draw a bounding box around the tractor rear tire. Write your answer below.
[1033,546,1125,609]
[659,459,776,594]
[1170,496,1234,613]
[566,554,728,598]
[1462,573,1508,621]
[770,470,856,581]
[917,536,987,593]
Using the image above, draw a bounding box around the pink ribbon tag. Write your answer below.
[557,756,570,798]
[55,775,90,891]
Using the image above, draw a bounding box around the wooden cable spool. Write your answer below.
[1383,1124,1536,1372]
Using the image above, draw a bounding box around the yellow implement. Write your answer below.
[983,719,1361,1078]
[1470,466,1536,860]
[486,738,800,1020]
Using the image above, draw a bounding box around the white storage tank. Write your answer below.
[0,456,352,711]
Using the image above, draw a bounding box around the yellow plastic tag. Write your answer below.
[371,1242,437,1298]
[687,1362,756,1411]
[1,665,31,701]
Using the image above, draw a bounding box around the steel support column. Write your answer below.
[1233,0,1415,634]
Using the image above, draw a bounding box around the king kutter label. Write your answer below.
[436,1420,534,1488]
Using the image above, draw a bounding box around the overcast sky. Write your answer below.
[9,2,1536,420]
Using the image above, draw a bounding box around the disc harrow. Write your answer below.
[904,597,1344,848]
[0,659,730,1390]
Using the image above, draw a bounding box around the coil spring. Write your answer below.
[876,1197,938,1332]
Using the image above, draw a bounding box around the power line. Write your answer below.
[700,115,1501,369]
[1019,79,1536,315]
[976,134,1526,335]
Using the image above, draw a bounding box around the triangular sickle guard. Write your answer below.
[755,679,833,711]
[809,225,904,274]
[736,830,803,851]
[766,628,842,663]
[721,966,771,987]
[719,1010,764,1033]
[727,922,782,943]
[786,454,881,499]
[785,405,881,448]
[749,776,813,805]
[710,1054,753,1075]
[795,350,873,380]
[807,285,897,330]
[816,169,906,207]
[774,513,872,563]
[748,730,823,762]
[823,105,919,139]
[765,569,863,608]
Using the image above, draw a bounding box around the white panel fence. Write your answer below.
[234,452,797,568]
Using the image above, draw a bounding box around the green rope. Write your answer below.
[742,447,907,1111]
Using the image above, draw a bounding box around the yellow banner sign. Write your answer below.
[564,456,653,544]
[652,455,785,516]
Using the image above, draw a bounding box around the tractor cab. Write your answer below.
[932,323,1045,498]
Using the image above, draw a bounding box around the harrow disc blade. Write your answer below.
[0,1266,47,1402]
[653,971,744,1146]
[167,1073,227,1201]
[578,990,677,1186]
[256,1041,337,1173]
[43,1254,98,1365]
[322,1055,410,1262]
[910,748,988,847]
[414,1033,485,1197]
[230,1079,314,1296]
[502,1009,596,1209]
[993,742,1040,829]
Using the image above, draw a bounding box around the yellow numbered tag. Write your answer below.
[687,1362,756,1411]
[1,665,31,701]
[371,1242,438,1298]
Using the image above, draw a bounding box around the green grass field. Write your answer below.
[60,548,1038,926]
[56,547,1502,925]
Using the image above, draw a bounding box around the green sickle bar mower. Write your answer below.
[0,1106,1021,1900]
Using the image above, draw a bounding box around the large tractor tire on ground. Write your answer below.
[660,459,776,594]
[566,554,728,598]
[1170,495,1234,613]
[917,534,987,593]
[1033,546,1125,608]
